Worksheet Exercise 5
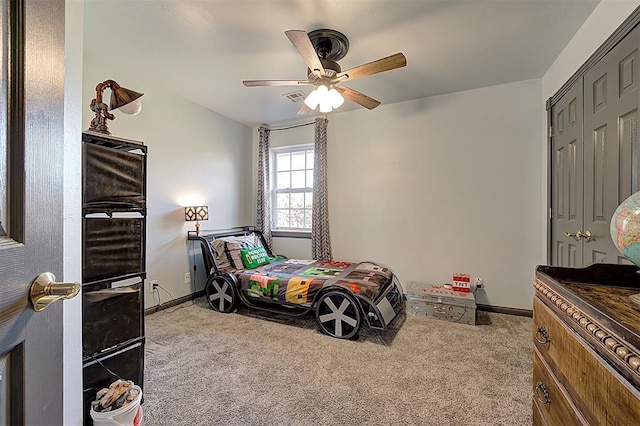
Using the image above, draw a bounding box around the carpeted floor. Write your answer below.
[142,297,533,425]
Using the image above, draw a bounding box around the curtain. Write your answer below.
[312,116,332,260]
[257,125,272,249]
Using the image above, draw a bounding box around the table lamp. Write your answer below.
[88,79,144,135]
[185,206,208,234]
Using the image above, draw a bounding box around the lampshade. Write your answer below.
[184,206,209,222]
[304,84,345,113]
[110,86,144,111]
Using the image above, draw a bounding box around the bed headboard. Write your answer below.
[187,226,274,275]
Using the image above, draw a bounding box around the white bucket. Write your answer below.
[90,385,142,426]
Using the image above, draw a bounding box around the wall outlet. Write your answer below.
[184,272,191,283]
[474,277,483,288]
[149,280,159,294]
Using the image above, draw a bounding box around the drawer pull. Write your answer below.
[534,381,551,405]
[535,326,551,345]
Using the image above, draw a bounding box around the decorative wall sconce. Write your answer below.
[185,206,209,234]
[88,79,144,135]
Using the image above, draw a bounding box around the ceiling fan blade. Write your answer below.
[243,80,311,87]
[297,103,314,115]
[336,85,381,110]
[285,30,324,77]
[336,53,406,82]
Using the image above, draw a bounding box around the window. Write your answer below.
[272,145,314,230]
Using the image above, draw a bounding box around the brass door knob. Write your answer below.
[563,230,593,242]
[563,231,580,240]
[579,230,592,242]
[29,272,80,312]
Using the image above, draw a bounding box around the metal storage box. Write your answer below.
[405,281,477,325]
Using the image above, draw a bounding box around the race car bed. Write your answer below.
[187,227,404,339]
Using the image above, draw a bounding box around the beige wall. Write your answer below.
[265,1,640,311]
[263,78,543,310]
[543,0,640,100]
[82,57,253,308]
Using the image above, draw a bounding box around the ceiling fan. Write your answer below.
[242,29,407,113]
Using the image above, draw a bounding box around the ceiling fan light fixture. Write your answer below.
[316,84,329,95]
[304,84,344,112]
[319,99,333,113]
[304,88,321,109]
[328,88,344,109]
[244,29,407,113]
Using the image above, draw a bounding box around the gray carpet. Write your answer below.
[142,298,533,425]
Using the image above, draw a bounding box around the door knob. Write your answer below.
[29,272,80,312]
[579,230,592,242]
[563,230,593,242]
[563,231,580,240]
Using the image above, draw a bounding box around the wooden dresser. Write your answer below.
[533,264,640,425]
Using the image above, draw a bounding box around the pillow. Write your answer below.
[211,234,261,270]
[240,246,271,269]
[224,241,254,269]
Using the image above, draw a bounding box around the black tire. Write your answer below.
[205,275,236,313]
[315,290,361,339]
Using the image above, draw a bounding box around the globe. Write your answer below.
[611,191,640,267]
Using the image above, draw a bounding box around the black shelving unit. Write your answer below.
[81,131,147,424]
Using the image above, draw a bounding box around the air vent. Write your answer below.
[283,91,306,103]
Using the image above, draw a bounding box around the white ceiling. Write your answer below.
[84,0,600,126]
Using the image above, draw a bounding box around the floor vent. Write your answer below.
[283,91,306,103]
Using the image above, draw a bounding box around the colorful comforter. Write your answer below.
[234,259,393,306]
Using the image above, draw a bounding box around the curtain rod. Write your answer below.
[260,121,314,132]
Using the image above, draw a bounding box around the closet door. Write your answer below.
[551,80,584,267]
[583,24,640,265]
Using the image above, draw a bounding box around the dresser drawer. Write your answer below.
[533,295,640,424]
[532,401,545,426]
[532,399,546,426]
[533,350,586,425]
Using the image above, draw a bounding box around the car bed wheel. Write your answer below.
[206,276,236,313]
[315,291,361,339]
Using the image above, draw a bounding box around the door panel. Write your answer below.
[0,0,65,424]
[584,24,640,265]
[590,124,608,221]
[551,78,584,267]
[591,250,608,264]
[619,109,638,199]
